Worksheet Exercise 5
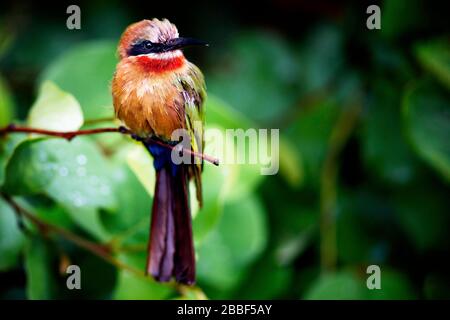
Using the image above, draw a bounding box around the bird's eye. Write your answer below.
[143,41,153,49]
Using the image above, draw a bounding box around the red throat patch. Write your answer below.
[136,55,185,73]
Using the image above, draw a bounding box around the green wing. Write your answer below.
[179,62,206,206]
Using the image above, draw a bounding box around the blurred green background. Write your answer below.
[0,0,449,299]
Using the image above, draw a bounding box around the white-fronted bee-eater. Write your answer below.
[112,18,207,285]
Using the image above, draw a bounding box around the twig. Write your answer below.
[147,136,219,166]
[0,192,111,264]
[0,192,208,296]
[0,192,142,274]
[0,124,122,141]
[0,124,219,166]
[319,99,361,273]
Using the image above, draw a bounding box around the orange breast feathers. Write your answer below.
[112,58,186,139]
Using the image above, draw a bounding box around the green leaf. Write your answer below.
[0,134,25,186]
[286,99,340,186]
[298,25,344,92]
[192,162,225,243]
[24,236,57,299]
[114,270,172,300]
[25,221,116,300]
[113,253,173,300]
[415,38,450,90]
[40,41,117,119]
[236,255,293,299]
[362,78,418,184]
[0,75,14,127]
[28,81,84,131]
[278,138,304,188]
[196,231,241,293]
[0,24,14,60]
[382,0,423,39]
[403,79,450,182]
[304,271,366,300]
[206,95,300,190]
[125,144,155,197]
[394,184,449,252]
[4,138,116,240]
[306,268,417,300]
[207,32,300,122]
[274,208,316,265]
[68,250,117,299]
[205,124,264,202]
[5,22,80,70]
[367,269,417,300]
[219,198,267,266]
[197,195,267,291]
[102,156,152,237]
[205,95,253,129]
[370,42,414,82]
[29,199,76,231]
[0,198,25,271]
[204,96,264,200]
[337,191,388,264]
[424,273,450,299]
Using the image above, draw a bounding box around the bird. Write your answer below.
[111,18,207,285]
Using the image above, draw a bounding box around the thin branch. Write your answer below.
[319,99,361,273]
[0,192,208,296]
[0,124,122,141]
[0,124,219,166]
[0,192,141,274]
[148,136,219,166]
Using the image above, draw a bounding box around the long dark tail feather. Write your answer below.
[145,142,196,285]
[173,168,195,284]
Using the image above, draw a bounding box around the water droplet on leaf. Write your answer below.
[76,154,87,166]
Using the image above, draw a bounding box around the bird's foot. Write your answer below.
[118,126,129,134]
[130,133,145,142]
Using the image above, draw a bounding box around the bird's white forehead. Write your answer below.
[144,18,179,43]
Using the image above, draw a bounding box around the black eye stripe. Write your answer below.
[126,37,207,57]
[127,40,166,56]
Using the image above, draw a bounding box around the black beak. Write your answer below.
[164,37,209,51]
